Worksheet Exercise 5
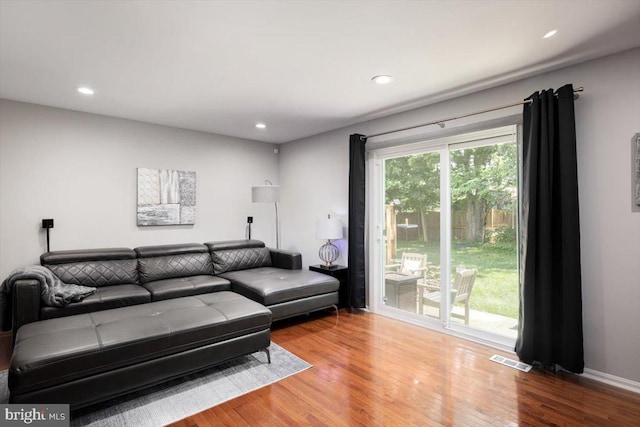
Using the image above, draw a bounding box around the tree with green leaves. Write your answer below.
[385,143,517,243]
[385,152,440,241]
[450,143,517,242]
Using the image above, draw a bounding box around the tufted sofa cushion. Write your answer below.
[135,244,214,284]
[41,248,138,287]
[205,240,272,274]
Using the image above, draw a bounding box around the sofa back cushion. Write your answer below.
[41,248,138,287]
[205,240,272,274]
[135,243,214,283]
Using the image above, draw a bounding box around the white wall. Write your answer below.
[278,135,350,267]
[0,100,280,280]
[279,48,640,384]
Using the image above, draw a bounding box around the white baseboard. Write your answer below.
[582,368,640,394]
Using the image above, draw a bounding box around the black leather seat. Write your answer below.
[141,275,230,301]
[38,248,149,321]
[40,284,150,320]
[220,267,339,305]
[135,243,230,301]
[10,292,271,408]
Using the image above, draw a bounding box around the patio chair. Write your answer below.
[385,252,429,284]
[418,268,477,324]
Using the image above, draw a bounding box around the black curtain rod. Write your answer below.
[363,87,584,140]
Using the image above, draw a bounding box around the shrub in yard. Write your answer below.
[487,227,517,250]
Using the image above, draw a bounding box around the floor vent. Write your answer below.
[490,355,532,372]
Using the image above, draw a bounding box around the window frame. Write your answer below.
[368,124,520,351]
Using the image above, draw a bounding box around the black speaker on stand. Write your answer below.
[42,219,54,252]
[247,216,253,240]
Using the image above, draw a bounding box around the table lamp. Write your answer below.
[316,214,343,269]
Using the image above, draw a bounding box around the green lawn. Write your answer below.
[395,240,519,319]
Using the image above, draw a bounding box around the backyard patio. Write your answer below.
[390,239,519,339]
[419,305,518,339]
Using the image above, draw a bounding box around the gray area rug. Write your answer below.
[0,343,311,426]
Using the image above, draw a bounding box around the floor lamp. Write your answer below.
[251,180,280,248]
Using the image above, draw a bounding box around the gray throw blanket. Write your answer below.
[0,265,96,331]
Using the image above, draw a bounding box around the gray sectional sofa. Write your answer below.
[8,239,339,409]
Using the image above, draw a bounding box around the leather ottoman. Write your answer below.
[9,291,271,409]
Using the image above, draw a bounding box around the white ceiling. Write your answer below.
[1,1,639,144]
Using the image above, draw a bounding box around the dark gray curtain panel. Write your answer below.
[348,134,367,309]
[516,84,584,373]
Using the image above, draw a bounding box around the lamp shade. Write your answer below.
[316,217,343,240]
[251,185,280,203]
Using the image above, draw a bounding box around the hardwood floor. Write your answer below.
[2,313,638,426]
[168,311,640,427]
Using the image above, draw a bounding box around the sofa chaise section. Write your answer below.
[134,243,231,301]
[206,240,340,321]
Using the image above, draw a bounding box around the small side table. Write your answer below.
[384,272,418,313]
[309,264,348,308]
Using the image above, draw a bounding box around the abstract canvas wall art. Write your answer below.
[137,168,196,225]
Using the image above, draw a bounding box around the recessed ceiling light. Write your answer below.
[543,29,558,39]
[255,123,266,129]
[77,87,95,95]
[372,75,394,85]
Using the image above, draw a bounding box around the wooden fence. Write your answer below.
[385,206,515,262]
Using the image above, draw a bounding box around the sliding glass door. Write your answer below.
[383,151,441,314]
[447,140,519,338]
[373,125,519,345]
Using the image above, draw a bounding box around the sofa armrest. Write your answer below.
[269,249,302,270]
[13,279,41,339]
